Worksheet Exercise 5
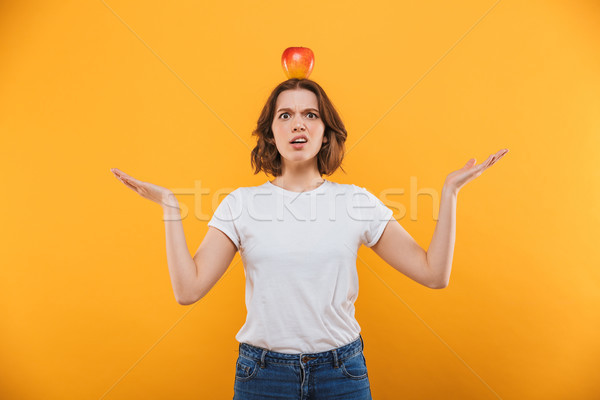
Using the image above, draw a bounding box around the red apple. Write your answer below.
[281,47,314,79]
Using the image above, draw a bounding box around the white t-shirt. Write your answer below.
[207,179,393,353]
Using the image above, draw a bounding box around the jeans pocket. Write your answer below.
[340,351,369,380]
[235,355,259,382]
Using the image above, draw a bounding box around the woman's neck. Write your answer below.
[270,171,324,193]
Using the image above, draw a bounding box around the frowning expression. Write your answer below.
[271,88,327,165]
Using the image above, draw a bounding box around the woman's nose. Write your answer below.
[293,121,305,131]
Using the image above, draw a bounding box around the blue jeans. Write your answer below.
[233,334,372,400]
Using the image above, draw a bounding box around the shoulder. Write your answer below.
[335,182,376,198]
[216,187,245,209]
[324,182,382,210]
[220,183,269,204]
[322,181,379,201]
[324,180,359,193]
[346,184,388,210]
[230,183,267,199]
[349,183,380,197]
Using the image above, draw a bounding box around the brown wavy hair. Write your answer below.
[250,78,347,177]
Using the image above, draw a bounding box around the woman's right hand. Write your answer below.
[111,168,179,210]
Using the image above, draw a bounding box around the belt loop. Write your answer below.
[360,334,364,350]
[332,348,339,368]
[260,349,267,368]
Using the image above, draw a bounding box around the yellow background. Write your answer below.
[1,0,599,399]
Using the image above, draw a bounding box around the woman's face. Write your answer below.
[271,88,327,167]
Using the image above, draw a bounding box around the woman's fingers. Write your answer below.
[119,176,135,189]
[446,149,509,193]
[111,168,173,206]
[489,149,508,167]
[117,176,137,191]
[112,168,139,191]
[476,154,493,171]
[479,149,508,170]
[111,168,123,177]
[112,169,140,186]
[112,168,134,182]
[120,175,136,186]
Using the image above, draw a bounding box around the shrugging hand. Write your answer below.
[110,168,179,210]
[444,148,509,194]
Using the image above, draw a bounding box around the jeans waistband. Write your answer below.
[238,334,364,368]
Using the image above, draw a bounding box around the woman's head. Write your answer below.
[251,79,347,177]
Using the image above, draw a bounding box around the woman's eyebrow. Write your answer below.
[276,107,319,113]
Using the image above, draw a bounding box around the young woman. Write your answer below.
[111,78,508,399]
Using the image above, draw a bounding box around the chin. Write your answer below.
[282,153,318,163]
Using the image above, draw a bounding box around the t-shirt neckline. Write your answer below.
[266,179,329,196]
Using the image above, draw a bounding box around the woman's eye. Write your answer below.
[279,112,318,119]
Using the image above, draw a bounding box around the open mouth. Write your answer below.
[290,138,308,144]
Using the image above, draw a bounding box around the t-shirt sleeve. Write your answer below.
[207,189,243,251]
[353,185,394,248]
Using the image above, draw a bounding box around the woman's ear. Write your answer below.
[323,135,328,143]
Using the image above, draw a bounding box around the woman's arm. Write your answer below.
[163,204,201,304]
[426,185,457,288]
[111,167,199,303]
[428,149,509,287]
[164,204,238,305]
[370,149,508,289]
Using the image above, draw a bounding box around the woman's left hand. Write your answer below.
[444,148,509,194]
